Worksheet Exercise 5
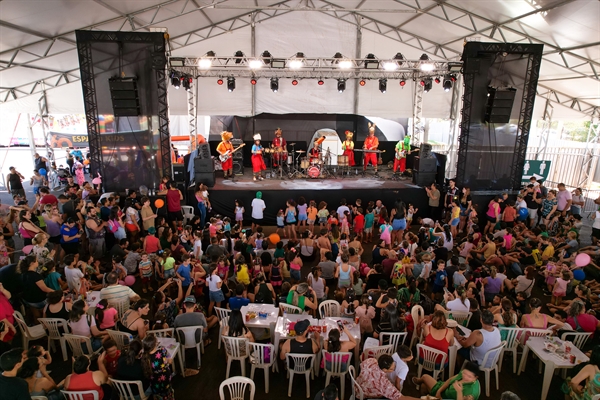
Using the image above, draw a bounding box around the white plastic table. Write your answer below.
[319,317,361,368]
[86,291,102,308]
[518,337,589,400]
[448,325,472,377]
[240,304,279,342]
[273,315,319,373]
[157,337,185,376]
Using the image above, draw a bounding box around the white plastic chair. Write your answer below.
[409,305,424,349]
[108,379,148,400]
[38,318,69,361]
[286,353,316,398]
[64,334,101,357]
[108,299,130,319]
[319,300,341,318]
[416,344,448,386]
[379,332,408,352]
[445,311,472,327]
[348,365,364,400]
[181,205,195,225]
[175,325,204,369]
[222,336,249,378]
[561,331,593,349]
[498,327,523,373]
[107,329,133,350]
[215,307,232,349]
[13,310,47,349]
[248,343,275,393]
[280,303,303,315]
[147,328,174,337]
[61,390,99,400]
[463,341,506,397]
[322,350,353,400]
[219,376,255,400]
[362,344,394,361]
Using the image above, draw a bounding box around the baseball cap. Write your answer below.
[184,296,196,304]
[294,319,310,335]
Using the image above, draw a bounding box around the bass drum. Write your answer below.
[307,165,320,178]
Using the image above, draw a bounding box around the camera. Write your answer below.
[0,321,5,333]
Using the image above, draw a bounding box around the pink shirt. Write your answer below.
[99,308,118,330]
[554,278,570,295]
[556,189,572,211]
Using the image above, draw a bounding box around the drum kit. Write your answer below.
[262,137,335,180]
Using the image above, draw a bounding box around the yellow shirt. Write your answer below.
[542,245,555,260]
[451,206,460,220]
[236,264,250,285]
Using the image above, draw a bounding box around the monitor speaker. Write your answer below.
[413,171,437,187]
[173,165,185,182]
[230,139,244,160]
[196,143,211,159]
[195,171,215,188]
[109,78,140,116]
[485,87,517,124]
[194,158,213,173]
[232,160,244,175]
[420,143,432,159]
[414,156,437,173]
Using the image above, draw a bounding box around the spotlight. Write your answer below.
[271,59,286,69]
[248,59,263,69]
[261,50,272,65]
[234,50,244,64]
[227,77,236,92]
[450,74,457,82]
[364,53,379,69]
[399,80,406,87]
[170,70,181,89]
[289,52,305,69]
[337,79,346,93]
[382,62,398,71]
[318,79,324,86]
[182,75,192,92]
[198,51,215,69]
[423,77,433,93]
[217,78,224,85]
[359,80,366,87]
[250,78,257,85]
[420,54,434,71]
[291,79,298,86]
[434,77,441,84]
[270,77,279,92]
[379,79,387,93]
[443,74,453,92]
[333,52,352,69]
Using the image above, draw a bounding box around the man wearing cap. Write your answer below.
[251,133,266,181]
[6,167,25,198]
[279,318,320,364]
[217,131,235,179]
[251,191,266,230]
[174,294,218,347]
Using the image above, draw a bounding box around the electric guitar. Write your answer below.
[219,143,246,162]
[395,147,419,160]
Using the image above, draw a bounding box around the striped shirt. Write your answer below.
[100,284,137,305]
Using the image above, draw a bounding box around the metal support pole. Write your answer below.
[38,83,54,167]
[26,113,37,161]
[251,13,256,116]
[353,17,362,115]
[446,75,462,178]
[578,121,600,188]
[535,93,553,160]
[412,80,424,145]
[187,86,197,150]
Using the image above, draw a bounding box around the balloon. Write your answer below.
[92,177,102,185]
[518,208,529,220]
[38,168,46,176]
[139,185,149,196]
[576,253,591,267]
[155,199,165,208]
[118,280,125,286]
[124,275,136,286]
[22,245,33,255]
[573,269,586,281]
[83,159,90,165]
[269,233,280,244]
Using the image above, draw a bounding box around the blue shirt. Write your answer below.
[44,271,61,291]
[276,216,284,227]
[60,225,79,244]
[228,296,250,311]
[434,270,447,286]
[178,264,192,287]
[364,213,375,228]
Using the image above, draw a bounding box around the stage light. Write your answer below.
[271,59,286,69]
[270,77,279,93]
[248,59,263,69]
[434,77,441,84]
[333,52,352,69]
[182,75,192,92]
[379,78,387,93]
[423,77,433,93]
[261,50,272,65]
[289,52,305,69]
[400,80,406,87]
[364,53,379,69]
[198,51,215,69]
[450,74,457,82]
[250,78,257,85]
[382,61,398,71]
[227,77,236,92]
[291,79,298,86]
[448,61,462,72]
[443,74,453,92]
[318,79,324,86]
[420,54,434,71]
[337,79,346,93]
[170,70,180,89]
[217,78,224,85]
[234,50,244,64]
[359,80,366,86]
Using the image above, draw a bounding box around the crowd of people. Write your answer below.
[1,170,599,400]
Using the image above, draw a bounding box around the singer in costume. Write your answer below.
[216,131,234,179]
[363,123,379,173]
[394,134,412,173]
[342,130,355,166]
[271,128,287,167]
[251,133,266,181]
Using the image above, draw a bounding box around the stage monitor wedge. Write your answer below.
[109,77,141,117]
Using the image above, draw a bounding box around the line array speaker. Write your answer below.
[485,87,517,124]
[108,78,140,117]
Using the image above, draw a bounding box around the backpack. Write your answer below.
[418,294,435,315]
[107,220,119,233]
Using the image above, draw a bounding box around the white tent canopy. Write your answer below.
[0,0,598,120]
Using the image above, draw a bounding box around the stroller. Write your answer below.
[51,165,71,190]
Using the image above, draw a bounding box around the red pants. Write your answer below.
[343,149,355,166]
[273,152,287,167]
[363,153,377,168]
[221,158,233,171]
[394,158,406,172]
[251,154,266,173]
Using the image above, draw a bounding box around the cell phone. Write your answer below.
[456,326,466,336]
[443,287,450,294]
[0,321,5,332]
[337,320,344,330]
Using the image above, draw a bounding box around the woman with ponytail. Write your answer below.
[115,339,150,397]
[322,325,356,371]
[437,285,471,313]
[142,334,174,400]
[493,298,518,330]
[432,222,454,251]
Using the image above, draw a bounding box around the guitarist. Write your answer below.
[271,128,287,168]
[363,122,380,175]
[251,133,266,182]
[394,134,412,174]
[217,131,235,179]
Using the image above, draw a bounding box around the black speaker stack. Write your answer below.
[485,87,517,124]
[413,143,438,186]
[194,143,215,187]
[108,78,140,117]
[230,139,244,176]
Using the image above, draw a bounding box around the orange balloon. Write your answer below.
[269,233,280,244]
[154,199,165,208]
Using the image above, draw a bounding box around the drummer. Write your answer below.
[309,138,322,163]
[363,123,380,174]
[251,133,266,182]
[271,127,287,167]
[342,130,355,166]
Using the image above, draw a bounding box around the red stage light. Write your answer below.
[217,79,224,85]
[188,77,193,83]
[419,80,425,86]
[359,80,366,86]
[292,79,298,86]
[318,79,324,85]
[400,80,406,87]
[250,78,257,85]
[450,76,457,82]
[434,77,441,84]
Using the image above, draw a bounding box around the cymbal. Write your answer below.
[289,143,296,146]
[296,150,306,153]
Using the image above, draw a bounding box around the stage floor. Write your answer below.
[209,168,419,191]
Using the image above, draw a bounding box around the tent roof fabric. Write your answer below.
[0,0,598,119]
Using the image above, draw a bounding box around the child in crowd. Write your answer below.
[94,299,118,331]
[317,201,329,229]
[285,199,297,240]
[307,200,318,234]
[222,217,231,233]
[552,269,572,306]
[234,199,245,228]
[406,204,418,230]
[192,230,203,260]
[276,210,285,238]
[139,252,154,293]
[297,197,308,233]
[43,260,66,291]
[160,249,176,279]
[364,207,375,243]
[64,254,84,293]
[180,225,193,251]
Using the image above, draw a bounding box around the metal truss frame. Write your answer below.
[187,83,197,150]
[578,122,600,189]
[445,74,462,179]
[412,80,424,145]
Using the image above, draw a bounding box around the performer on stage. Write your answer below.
[394,134,412,174]
[216,131,234,179]
[342,131,355,166]
[251,133,266,181]
[363,123,380,174]
[271,128,287,167]
[309,139,322,163]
